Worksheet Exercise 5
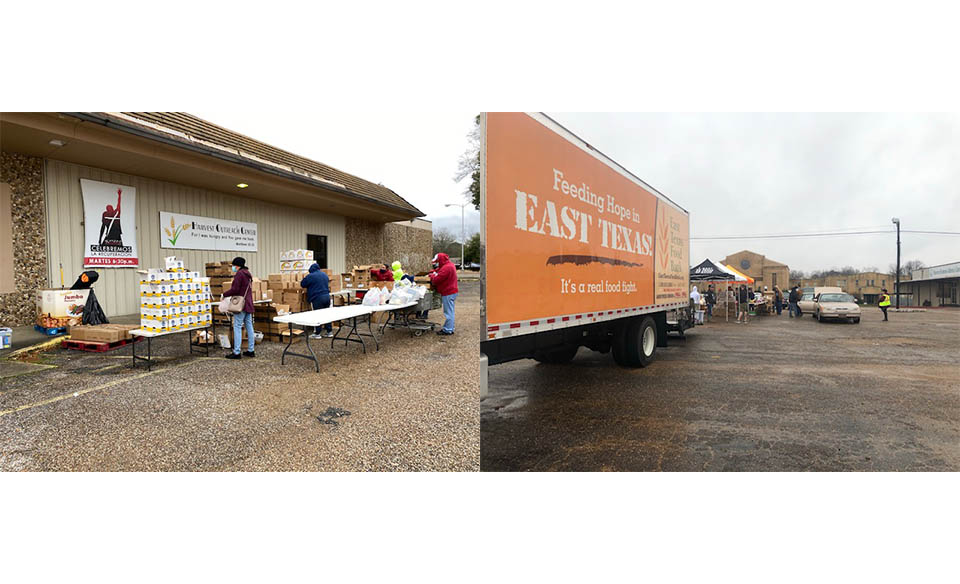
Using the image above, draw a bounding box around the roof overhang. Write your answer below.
[0,112,423,223]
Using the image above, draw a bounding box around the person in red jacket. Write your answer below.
[222,257,256,359]
[429,252,459,335]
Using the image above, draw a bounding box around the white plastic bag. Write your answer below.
[362,287,381,306]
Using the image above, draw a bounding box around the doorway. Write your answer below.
[306,234,328,269]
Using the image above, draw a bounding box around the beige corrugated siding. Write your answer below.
[44,159,345,316]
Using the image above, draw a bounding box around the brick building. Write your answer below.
[721,250,790,291]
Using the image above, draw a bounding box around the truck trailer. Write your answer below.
[480,112,691,372]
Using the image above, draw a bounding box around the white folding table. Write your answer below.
[129,323,216,370]
[273,302,426,372]
[274,305,375,372]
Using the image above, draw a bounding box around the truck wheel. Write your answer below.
[853,318,860,324]
[533,345,579,364]
[623,316,657,367]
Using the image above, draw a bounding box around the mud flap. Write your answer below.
[654,312,669,347]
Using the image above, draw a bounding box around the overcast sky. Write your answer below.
[193,112,959,273]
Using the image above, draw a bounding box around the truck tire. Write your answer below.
[533,345,579,364]
[620,316,657,367]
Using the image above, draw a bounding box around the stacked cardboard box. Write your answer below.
[139,256,213,333]
[352,265,375,288]
[279,249,315,273]
[68,323,140,343]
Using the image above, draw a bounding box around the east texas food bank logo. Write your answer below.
[658,212,670,269]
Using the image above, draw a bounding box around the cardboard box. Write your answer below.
[328,275,342,293]
[69,325,122,343]
[36,289,91,328]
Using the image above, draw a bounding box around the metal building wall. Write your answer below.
[44,159,345,316]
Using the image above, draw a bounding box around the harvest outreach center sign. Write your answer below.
[159,212,258,252]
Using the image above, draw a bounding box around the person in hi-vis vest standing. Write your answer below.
[878,288,891,322]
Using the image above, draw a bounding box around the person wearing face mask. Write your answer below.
[429,253,458,335]
[222,257,256,359]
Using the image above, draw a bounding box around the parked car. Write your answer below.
[815,292,861,323]
[465,262,480,271]
[798,286,842,316]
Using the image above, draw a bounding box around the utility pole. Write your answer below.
[892,217,901,309]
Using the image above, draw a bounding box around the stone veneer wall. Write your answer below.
[345,218,432,275]
[0,151,47,326]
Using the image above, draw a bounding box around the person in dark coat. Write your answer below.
[788,286,801,317]
[223,256,256,359]
[301,263,333,338]
[704,285,717,320]
[737,284,750,324]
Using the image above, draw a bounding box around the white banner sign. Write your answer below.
[81,179,139,267]
[159,212,258,251]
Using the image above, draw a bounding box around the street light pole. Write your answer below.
[892,217,901,309]
[446,202,468,270]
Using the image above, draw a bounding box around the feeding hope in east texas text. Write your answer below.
[513,168,654,256]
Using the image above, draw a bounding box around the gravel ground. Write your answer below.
[0,283,479,471]
[481,306,960,471]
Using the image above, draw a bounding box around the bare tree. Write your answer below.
[454,114,481,210]
[432,227,458,255]
[888,259,925,277]
[789,269,805,280]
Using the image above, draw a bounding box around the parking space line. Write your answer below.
[0,359,199,418]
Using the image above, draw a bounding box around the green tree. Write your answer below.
[463,232,481,264]
[455,114,481,210]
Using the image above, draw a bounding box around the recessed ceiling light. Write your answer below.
[236,183,249,189]
[49,139,66,147]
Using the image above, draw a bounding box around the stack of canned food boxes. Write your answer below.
[139,256,213,333]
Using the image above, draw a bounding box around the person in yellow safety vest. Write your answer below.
[391,261,404,282]
[879,288,891,321]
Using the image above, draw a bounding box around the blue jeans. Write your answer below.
[232,311,254,354]
[788,301,798,317]
[441,293,457,333]
[775,300,783,315]
[311,295,332,334]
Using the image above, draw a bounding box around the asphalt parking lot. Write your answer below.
[481,306,960,471]
[0,282,479,471]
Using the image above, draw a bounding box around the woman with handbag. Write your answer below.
[222,257,256,359]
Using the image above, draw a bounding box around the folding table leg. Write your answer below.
[352,317,366,354]
[281,322,293,364]
[304,332,319,373]
[367,315,380,351]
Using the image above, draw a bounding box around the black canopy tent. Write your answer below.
[689,259,744,322]
[690,258,736,281]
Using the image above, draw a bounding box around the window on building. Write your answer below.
[306,234,328,269]
[882,279,885,286]
[772,273,777,287]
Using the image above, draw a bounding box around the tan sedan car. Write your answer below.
[815,292,862,323]
[798,286,842,316]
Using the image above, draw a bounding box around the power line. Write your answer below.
[692,229,960,241]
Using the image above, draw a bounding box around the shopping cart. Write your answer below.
[379,291,437,337]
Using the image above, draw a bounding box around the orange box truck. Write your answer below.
[480,112,691,372]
